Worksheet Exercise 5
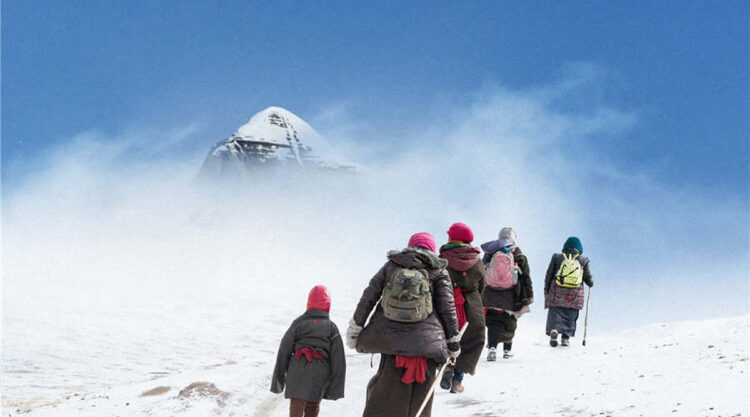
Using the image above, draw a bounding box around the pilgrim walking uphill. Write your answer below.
[544,236,594,347]
[480,227,533,360]
[347,232,460,417]
[438,222,486,394]
[271,285,346,417]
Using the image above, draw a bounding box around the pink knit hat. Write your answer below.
[447,222,474,243]
[408,232,436,253]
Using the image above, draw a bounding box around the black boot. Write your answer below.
[440,365,454,390]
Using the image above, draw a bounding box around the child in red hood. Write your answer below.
[271,285,346,417]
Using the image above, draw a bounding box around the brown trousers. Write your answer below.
[289,398,320,417]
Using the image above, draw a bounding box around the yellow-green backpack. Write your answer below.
[555,253,583,288]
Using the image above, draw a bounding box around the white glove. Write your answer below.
[346,319,363,350]
[447,336,461,359]
[449,346,461,359]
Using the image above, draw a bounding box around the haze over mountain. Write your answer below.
[199,107,355,180]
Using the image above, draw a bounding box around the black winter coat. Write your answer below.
[271,309,346,402]
[353,247,460,363]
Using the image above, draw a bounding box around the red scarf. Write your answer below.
[395,356,428,384]
[453,287,469,329]
[295,347,325,362]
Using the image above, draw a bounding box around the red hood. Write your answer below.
[307,285,331,312]
[440,245,480,272]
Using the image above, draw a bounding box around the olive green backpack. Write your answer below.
[381,268,433,322]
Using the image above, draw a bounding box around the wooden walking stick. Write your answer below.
[416,321,469,417]
[582,286,591,346]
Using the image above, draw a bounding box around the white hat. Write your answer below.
[498,227,517,242]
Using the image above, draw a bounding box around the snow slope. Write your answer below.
[4,280,747,417]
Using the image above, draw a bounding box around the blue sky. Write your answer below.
[2,1,749,329]
[3,0,748,196]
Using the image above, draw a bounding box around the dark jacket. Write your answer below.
[271,309,346,402]
[544,248,594,310]
[440,245,486,374]
[480,243,533,311]
[353,247,460,363]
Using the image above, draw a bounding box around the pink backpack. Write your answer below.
[486,250,518,289]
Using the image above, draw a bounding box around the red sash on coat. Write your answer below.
[294,347,325,362]
[395,356,428,384]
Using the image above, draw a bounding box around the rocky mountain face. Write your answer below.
[199,107,354,180]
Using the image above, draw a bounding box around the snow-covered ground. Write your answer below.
[4,272,748,417]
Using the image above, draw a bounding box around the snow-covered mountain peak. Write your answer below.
[234,106,318,146]
[199,107,354,179]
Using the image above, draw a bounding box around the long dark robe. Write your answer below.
[545,307,580,337]
[439,245,486,375]
[362,354,438,417]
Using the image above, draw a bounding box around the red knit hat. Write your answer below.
[307,285,331,312]
[408,232,436,253]
[447,222,474,243]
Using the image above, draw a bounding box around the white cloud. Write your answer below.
[4,76,747,348]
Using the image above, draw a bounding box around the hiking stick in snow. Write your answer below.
[416,321,469,417]
[582,286,591,346]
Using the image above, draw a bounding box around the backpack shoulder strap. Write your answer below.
[418,268,430,281]
[563,253,579,262]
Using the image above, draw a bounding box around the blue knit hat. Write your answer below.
[563,236,583,253]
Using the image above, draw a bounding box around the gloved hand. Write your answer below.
[447,341,461,359]
[346,319,363,350]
